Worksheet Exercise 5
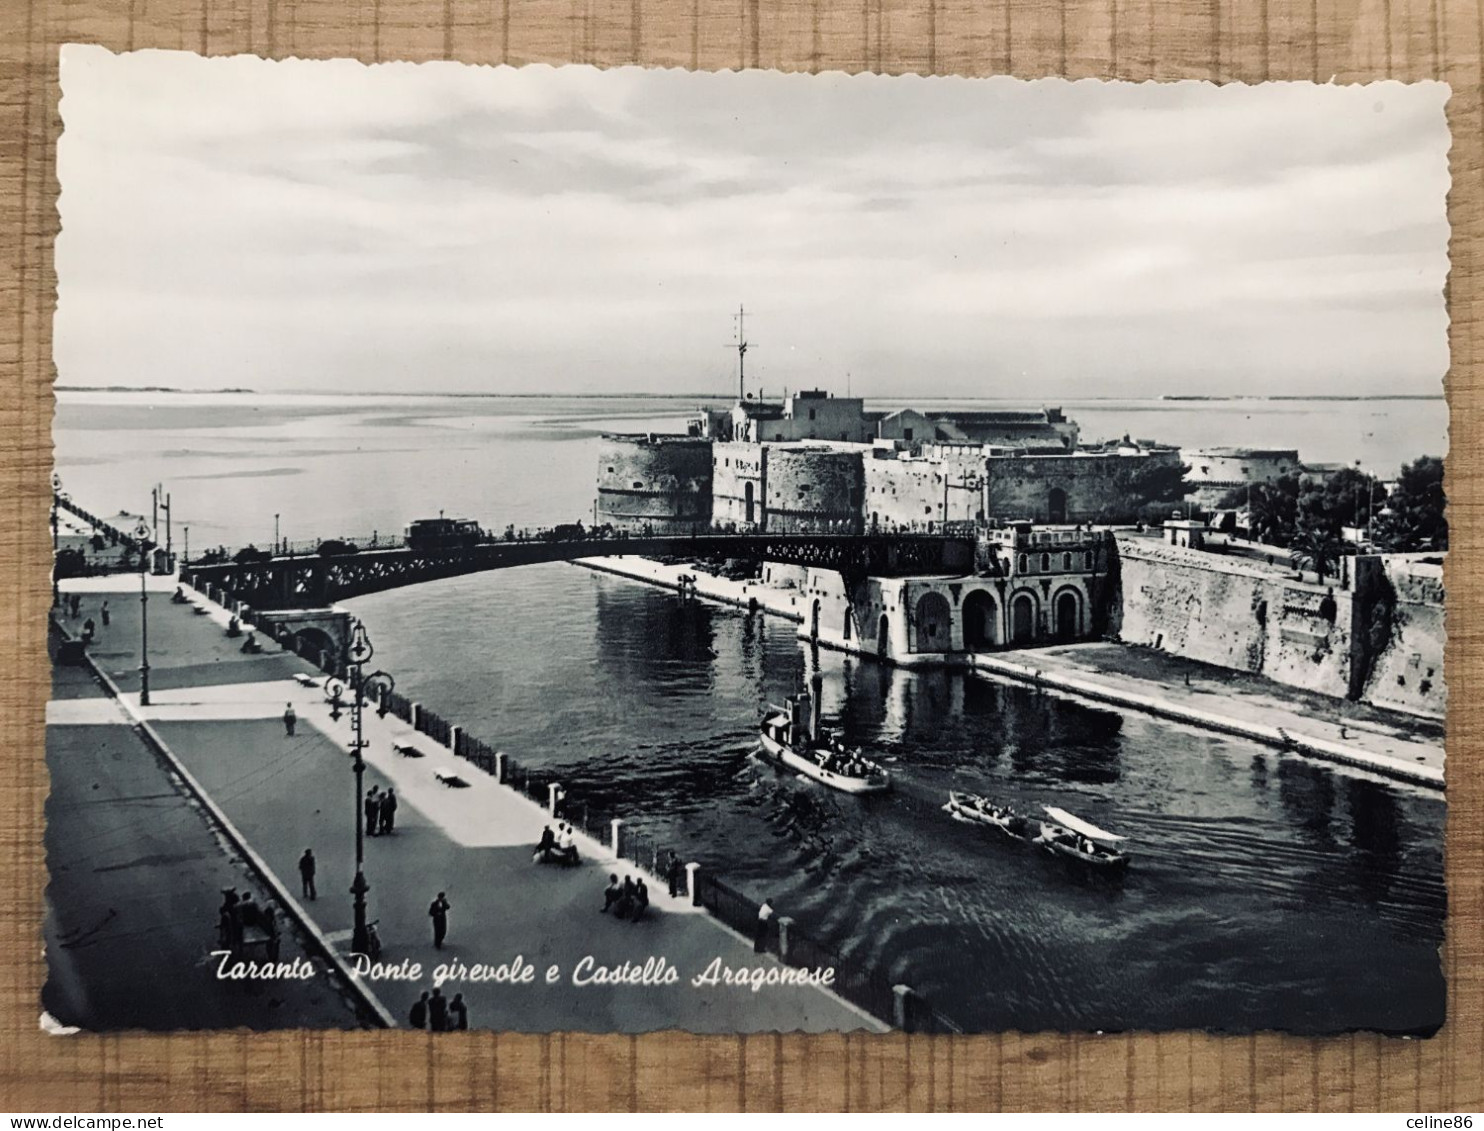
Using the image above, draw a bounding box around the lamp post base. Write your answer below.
[350,869,370,956]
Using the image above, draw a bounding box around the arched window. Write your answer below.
[1040,553,1050,572]
[1018,553,1028,573]
[1085,551,1095,569]
[1062,552,1072,571]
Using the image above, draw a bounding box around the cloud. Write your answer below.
[55,47,1450,398]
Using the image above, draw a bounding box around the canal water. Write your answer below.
[54,391,1448,1034]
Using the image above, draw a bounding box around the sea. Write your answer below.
[52,391,1449,1033]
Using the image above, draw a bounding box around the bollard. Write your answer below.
[493,751,505,783]
[892,984,915,1033]
[449,725,461,754]
[685,861,701,905]
[548,782,563,817]
[610,818,623,857]
[776,916,795,961]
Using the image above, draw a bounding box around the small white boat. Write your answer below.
[1035,805,1130,871]
[759,693,890,795]
[942,791,1035,841]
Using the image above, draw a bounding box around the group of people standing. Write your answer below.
[365,786,398,836]
[407,987,468,1031]
[61,593,109,645]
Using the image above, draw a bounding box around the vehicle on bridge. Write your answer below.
[316,539,360,557]
[233,545,271,565]
[404,517,483,551]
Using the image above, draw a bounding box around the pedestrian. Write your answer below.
[600,873,621,914]
[409,991,429,1030]
[429,891,450,949]
[81,617,96,645]
[100,600,110,627]
[283,702,297,737]
[379,788,397,835]
[754,897,774,954]
[298,849,317,901]
[533,825,555,864]
[631,878,650,922]
[666,854,685,900]
[449,992,468,1031]
[364,787,380,836]
[428,986,449,1032]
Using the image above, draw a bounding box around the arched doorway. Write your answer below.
[744,481,755,525]
[810,599,820,640]
[1010,592,1036,644]
[877,614,890,657]
[963,589,999,650]
[1048,486,1067,524]
[914,591,952,653]
[292,627,338,672]
[1054,588,1081,641]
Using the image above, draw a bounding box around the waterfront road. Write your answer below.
[44,658,364,1030]
[55,578,879,1033]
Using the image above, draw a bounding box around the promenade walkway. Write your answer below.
[55,577,880,1034]
[44,658,363,1030]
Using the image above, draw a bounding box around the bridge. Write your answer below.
[183,531,979,611]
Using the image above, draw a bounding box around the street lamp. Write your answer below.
[50,472,62,608]
[133,519,152,707]
[326,621,394,957]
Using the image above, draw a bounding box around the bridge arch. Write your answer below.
[914,591,952,653]
[962,588,999,650]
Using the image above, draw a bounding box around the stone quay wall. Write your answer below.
[1110,538,1446,718]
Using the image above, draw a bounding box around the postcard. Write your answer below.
[46,47,1448,1036]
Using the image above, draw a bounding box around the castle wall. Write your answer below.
[1109,538,1447,715]
[1358,556,1446,719]
[711,441,766,531]
[595,435,713,534]
[763,446,864,533]
[984,453,1179,523]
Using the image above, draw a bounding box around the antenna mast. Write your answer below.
[725,305,754,403]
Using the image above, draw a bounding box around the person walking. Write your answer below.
[408,991,429,1030]
[449,993,468,1031]
[283,702,297,737]
[364,787,380,836]
[754,897,774,954]
[666,854,685,899]
[100,600,110,627]
[298,849,317,901]
[429,891,450,949]
[632,878,650,922]
[600,874,622,914]
[428,987,448,1032]
[379,788,398,835]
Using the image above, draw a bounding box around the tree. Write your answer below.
[1216,474,1301,546]
[1373,456,1447,551]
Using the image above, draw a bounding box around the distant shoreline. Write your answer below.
[56,386,1445,403]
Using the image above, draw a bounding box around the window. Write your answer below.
[1062,552,1072,570]
[1086,551,1094,569]
[1018,554,1028,573]
[904,428,914,442]
[632,481,643,489]
[607,466,615,473]
[1040,553,1050,571]
[808,408,816,420]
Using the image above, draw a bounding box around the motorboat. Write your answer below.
[1035,805,1130,871]
[759,685,890,795]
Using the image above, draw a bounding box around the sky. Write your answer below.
[55,46,1451,399]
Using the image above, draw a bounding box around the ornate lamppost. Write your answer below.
[133,519,153,706]
[50,472,62,608]
[324,620,394,957]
